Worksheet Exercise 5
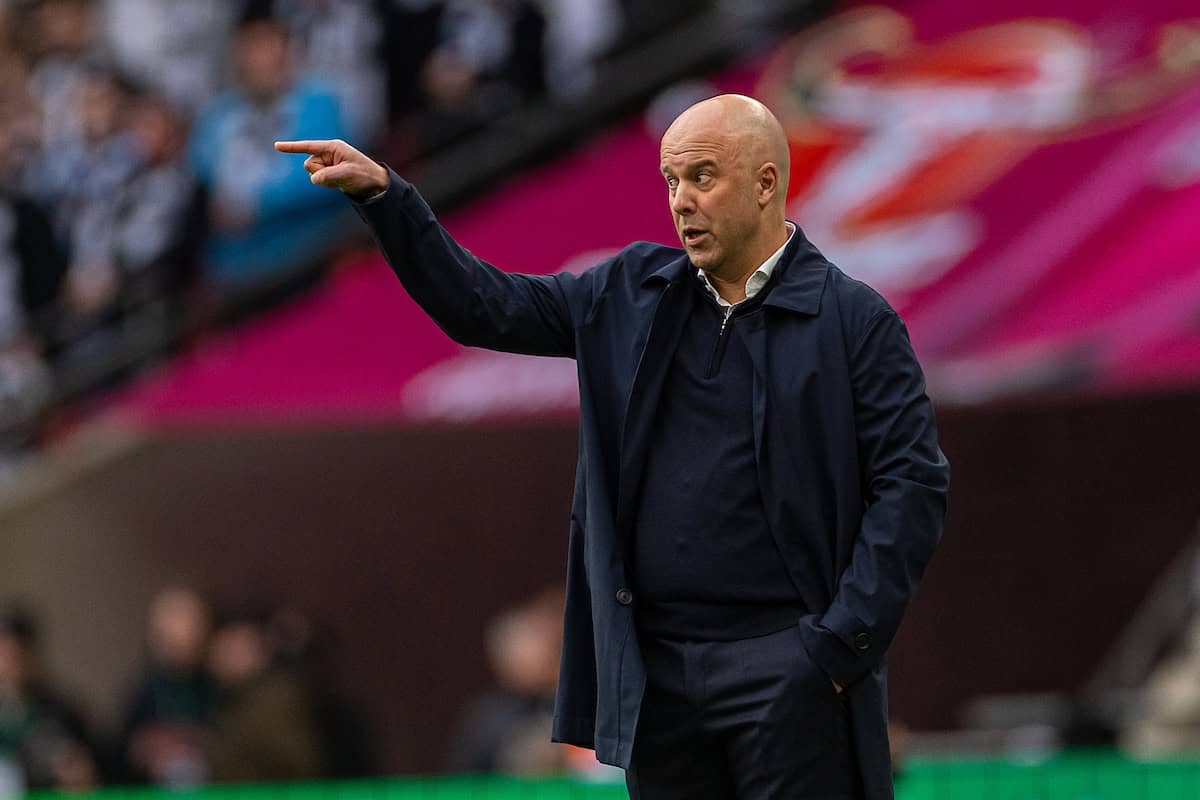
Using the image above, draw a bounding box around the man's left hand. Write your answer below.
[833,680,844,694]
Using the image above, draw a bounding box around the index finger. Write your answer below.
[274,140,330,154]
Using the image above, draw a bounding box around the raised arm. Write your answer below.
[275,139,584,357]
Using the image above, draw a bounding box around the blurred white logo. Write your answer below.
[1152,115,1200,189]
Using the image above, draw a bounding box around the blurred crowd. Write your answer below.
[444,588,622,780]
[0,0,643,465]
[0,586,611,793]
[0,588,376,793]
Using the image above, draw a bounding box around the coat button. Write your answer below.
[615,589,633,606]
[854,632,871,652]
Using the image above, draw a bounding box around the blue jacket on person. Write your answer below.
[354,170,950,800]
[190,79,351,286]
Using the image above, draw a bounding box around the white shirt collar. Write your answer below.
[698,222,796,308]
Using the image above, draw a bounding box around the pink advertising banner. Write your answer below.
[116,0,1200,426]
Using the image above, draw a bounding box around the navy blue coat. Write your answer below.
[355,171,950,800]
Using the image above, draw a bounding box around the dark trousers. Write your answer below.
[626,624,861,800]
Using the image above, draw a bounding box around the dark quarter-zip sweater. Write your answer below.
[631,274,805,642]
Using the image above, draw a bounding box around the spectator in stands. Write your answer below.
[18,0,106,212]
[418,0,545,120]
[0,604,100,792]
[0,127,67,459]
[446,589,568,774]
[100,0,238,117]
[0,7,39,189]
[206,610,327,782]
[188,6,351,312]
[116,587,215,788]
[532,0,621,101]
[56,86,198,379]
[108,92,200,348]
[273,0,388,145]
[380,0,443,123]
[53,69,140,349]
[267,607,375,778]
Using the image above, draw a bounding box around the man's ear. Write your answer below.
[757,163,780,208]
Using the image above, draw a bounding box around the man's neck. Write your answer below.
[705,272,751,305]
[706,222,791,304]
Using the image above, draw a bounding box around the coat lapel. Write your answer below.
[743,230,827,461]
[614,262,695,539]
[744,227,831,609]
[745,224,829,465]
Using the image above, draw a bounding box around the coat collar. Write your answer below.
[641,222,828,316]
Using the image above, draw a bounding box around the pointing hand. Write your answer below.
[274,138,389,200]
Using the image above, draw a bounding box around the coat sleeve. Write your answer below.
[352,169,589,357]
[799,309,950,689]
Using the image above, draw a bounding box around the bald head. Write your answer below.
[659,94,793,293]
[662,94,791,208]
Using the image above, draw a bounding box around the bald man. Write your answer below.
[277,95,948,800]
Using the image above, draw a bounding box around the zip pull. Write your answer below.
[708,304,736,378]
[719,305,733,337]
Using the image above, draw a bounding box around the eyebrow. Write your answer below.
[661,158,719,175]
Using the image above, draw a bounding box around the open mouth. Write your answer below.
[682,228,709,246]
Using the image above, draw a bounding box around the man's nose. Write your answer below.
[670,184,696,216]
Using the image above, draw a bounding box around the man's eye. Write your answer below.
[696,173,712,185]
[665,176,678,188]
